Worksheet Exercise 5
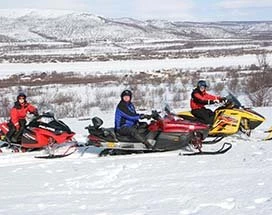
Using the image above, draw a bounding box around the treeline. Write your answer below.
[0,61,271,119]
[1,47,271,64]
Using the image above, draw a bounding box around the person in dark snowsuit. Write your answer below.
[191,80,225,125]
[6,92,38,143]
[114,90,153,149]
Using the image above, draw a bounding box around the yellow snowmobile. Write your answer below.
[264,127,272,141]
[176,93,265,143]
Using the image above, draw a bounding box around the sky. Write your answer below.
[0,0,271,21]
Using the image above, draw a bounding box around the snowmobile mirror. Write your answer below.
[164,104,171,114]
[151,110,161,120]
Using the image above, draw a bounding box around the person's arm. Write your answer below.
[192,92,210,105]
[193,91,221,105]
[118,102,140,121]
[26,103,38,114]
[205,92,221,100]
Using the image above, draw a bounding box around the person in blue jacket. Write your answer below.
[114,90,152,149]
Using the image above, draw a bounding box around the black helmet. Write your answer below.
[17,92,27,101]
[121,90,132,99]
[197,80,208,88]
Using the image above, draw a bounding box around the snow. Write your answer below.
[0,107,272,214]
[1,54,272,77]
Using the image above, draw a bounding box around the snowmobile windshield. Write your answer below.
[38,115,55,124]
[226,92,242,108]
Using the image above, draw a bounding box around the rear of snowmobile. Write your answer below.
[176,93,265,143]
[83,110,232,156]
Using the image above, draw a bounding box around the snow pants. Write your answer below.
[191,108,215,125]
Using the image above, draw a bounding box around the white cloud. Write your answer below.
[218,0,272,9]
[138,0,194,12]
[1,0,88,11]
[136,0,195,20]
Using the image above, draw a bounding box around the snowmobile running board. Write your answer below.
[95,142,232,157]
[181,142,232,156]
[98,147,166,157]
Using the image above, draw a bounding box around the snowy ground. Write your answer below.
[1,54,272,77]
[0,108,272,215]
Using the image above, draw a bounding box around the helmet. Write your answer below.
[197,80,208,88]
[17,92,27,101]
[121,90,132,99]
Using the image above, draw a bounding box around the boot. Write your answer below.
[144,142,152,149]
[144,139,155,149]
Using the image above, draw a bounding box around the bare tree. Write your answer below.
[246,54,272,106]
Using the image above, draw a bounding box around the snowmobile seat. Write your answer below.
[102,128,118,141]
[92,117,103,129]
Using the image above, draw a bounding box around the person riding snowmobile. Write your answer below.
[6,92,38,143]
[114,89,153,149]
[191,80,225,125]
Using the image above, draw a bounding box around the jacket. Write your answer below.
[190,88,221,110]
[114,100,140,130]
[10,101,37,130]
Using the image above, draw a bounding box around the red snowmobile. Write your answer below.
[85,110,231,156]
[0,112,75,155]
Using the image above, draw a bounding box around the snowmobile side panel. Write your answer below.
[154,132,192,151]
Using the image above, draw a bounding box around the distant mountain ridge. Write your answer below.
[0,9,272,43]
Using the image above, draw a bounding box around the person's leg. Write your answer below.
[6,122,16,143]
[206,109,215,125]
[13,119,27,143]
[118,126,145,142]
[118,126,152,149]
[192,108,214,125]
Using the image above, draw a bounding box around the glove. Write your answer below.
[33,110,39,116]
[140,114,151,120]
[208,100,219,104]
[140,114,145,119]
[145,114,152,120]
[219,97,227,102]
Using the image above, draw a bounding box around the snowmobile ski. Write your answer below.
[181,142,232,156]
[263,128,272,141]
[34,150,76,159]
[35,144,78,159]
[202,136,225,144]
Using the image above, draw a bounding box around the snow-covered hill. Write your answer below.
[0,9,272,42]
[0,108,272,214]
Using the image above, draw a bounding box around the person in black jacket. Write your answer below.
[114,90,153,149]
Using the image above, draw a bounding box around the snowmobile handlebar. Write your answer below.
[140,110,161,120]
[140,112,160,120]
